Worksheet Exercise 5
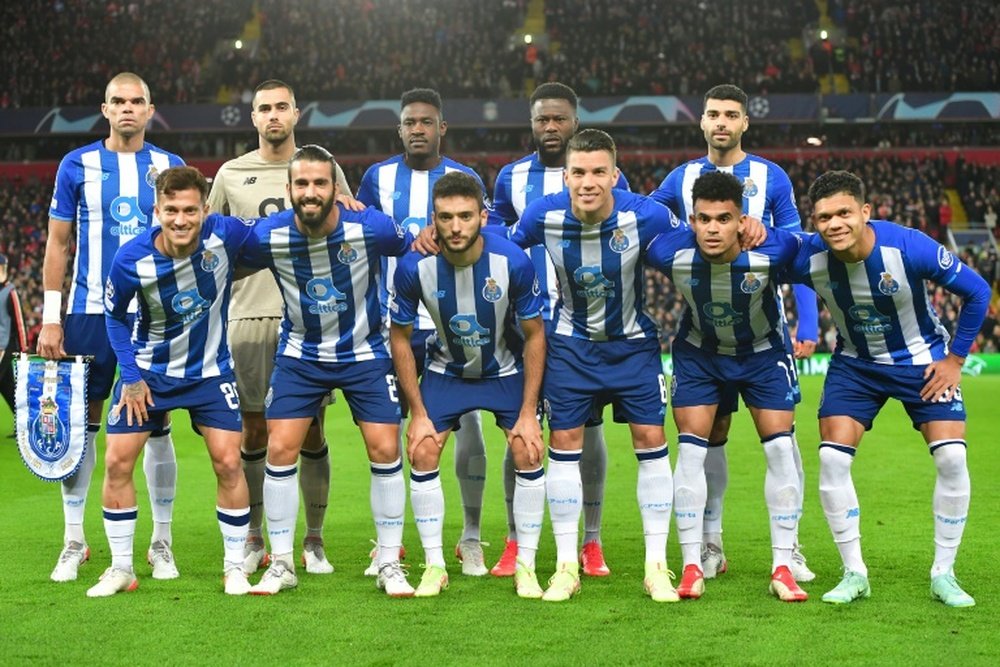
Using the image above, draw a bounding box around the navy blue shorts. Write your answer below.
[819,355,966,430]
[421,371,523,433]
[715,325,801,416]
[107,371,242,434]
[544,334,666,430]
[540,320,603,428]
[65,313,132,402]
[670,338,797,412]
[266,356,401,424]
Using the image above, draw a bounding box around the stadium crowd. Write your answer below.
[2,0,998,107]
[3,154,997,356]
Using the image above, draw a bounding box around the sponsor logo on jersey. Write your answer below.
[171,289,210,324]
[572,266,615,298]
[243,177,257,185]
[449,314,491,347]
[305,277,348,313]
[701,301,744,327]
[847,303,893,334]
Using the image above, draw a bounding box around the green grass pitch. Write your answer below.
[1,375,997,665]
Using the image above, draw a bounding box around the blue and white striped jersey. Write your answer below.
[647,227,802,355]
[240,205,413,364]
[506,190,679,341]
[783,221,991,364]
[391,234,543,379]
[651,153,818,342]
[50,140,185,315]
[104,213,254,383]
[488,152,630,321]
[358,154,488,331]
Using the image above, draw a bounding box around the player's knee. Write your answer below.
[104,447,137,483]
[212,450,244,484]
[932,441,967,478]
[410,446,441,472]
[631,425,665,450]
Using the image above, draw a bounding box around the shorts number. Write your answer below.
[220,382,240,410]
[657,373,668,404]
[776,355,797,390]
[385,374,399,403]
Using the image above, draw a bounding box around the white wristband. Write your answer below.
[42,290,63,325]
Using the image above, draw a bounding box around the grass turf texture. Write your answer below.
[1,375,997,665]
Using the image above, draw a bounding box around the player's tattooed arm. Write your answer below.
[114,379,155,427]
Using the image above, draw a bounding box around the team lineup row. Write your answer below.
[34,73,987,606]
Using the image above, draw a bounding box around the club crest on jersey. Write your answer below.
[877,271,900,295]
[337,242,359,264]
[31,396,69,461]
[449,314,491,347]
[482,277,504,302]
[937,246,955,270]
[740,272,762,293]
[201,249,220,272]
[609,228,630,253]
[104,278,115,308]
[573,266,615,298]
[145,164,159,188]
[742,177,758,198]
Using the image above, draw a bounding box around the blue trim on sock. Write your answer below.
[707,438,728,448]
[548,448,582,462]
[635,444,669,461]
[217,509,251,526]
[300,446,329,460]
[103,508,138,521]
[678,433,709,448]
[761,431,794,445]
[929,439,967,455]
[241,449,267,462]
[819,441,857,457]
[410,469,440,483]
[265,465,298,479]
[371,459,403,475]
[516,467,545,481]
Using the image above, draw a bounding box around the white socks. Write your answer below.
[673,434,708,567]
[371,458,406,566]
[930,440,970,577]
[702,438,728,548]
[145,428,176,545]
[546,448,582,564]
[818,443,866,575]
[454,411,486,542]
[514,468,545,569]
[636,444,672,563]
[217,506,250,572]
[103,506,137,571]
[62,423,98,544]
[263,463,299,565]
[762,432,800,570]
[410,469,445,568]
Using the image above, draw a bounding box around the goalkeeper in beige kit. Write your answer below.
[207,79,354,574]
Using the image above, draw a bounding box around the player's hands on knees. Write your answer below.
[114,379,155,427]
[793,338,817,359]
[36,323,66,359]
[738,216,767,250]
[405,415,441,464]
[412,226,440,256]
[920,354,964,402]
[336,193,366,212]
[508,413,545,467]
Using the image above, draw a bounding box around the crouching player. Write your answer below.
[785,171,990,607]
[89,166,254,597]
[646,172,808,602]
[390,172,547,598]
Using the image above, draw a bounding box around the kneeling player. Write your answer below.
[646,172,808,602]
[390,172,547,598]
[88,166,253,597]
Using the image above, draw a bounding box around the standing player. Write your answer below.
[241,145,415,597]
[783,171,989,607]
[390,172,547,598]
[487,82,627,577]
[651,83,818,581]
[90,166,253,597]
[207,79,355,576]
[506,130,680,603]
[39,72,184,583]
[358,88,492,577]
[0,254,27,419]
[646,172,808,602]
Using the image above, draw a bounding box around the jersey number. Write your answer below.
[220,382,240,410]
[385,375,399,403]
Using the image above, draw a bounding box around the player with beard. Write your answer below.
[240,145,417,597]
[358,89,493,577]
[390,172,547,598]
[486,83,630,577]
[207,80,356,576]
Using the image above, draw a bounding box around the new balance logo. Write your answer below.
[243,177,257,185]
